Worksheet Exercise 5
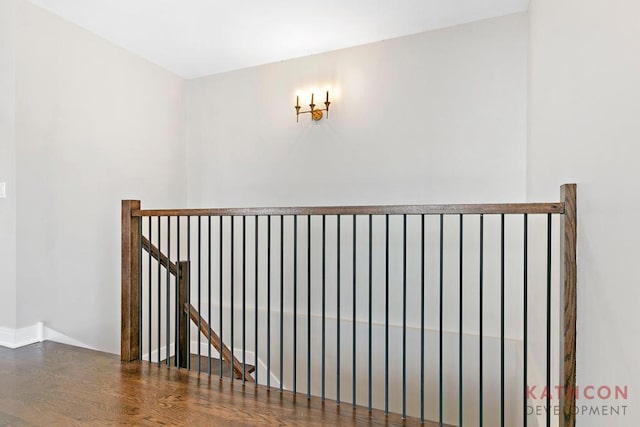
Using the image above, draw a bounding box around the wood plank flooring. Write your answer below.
[0,342,442,426]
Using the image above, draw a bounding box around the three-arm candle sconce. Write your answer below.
[295,90,330,122]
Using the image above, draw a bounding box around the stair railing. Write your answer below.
[121,184,576,426]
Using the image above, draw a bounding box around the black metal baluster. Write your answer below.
[243,216,247,384]
[158,217,162,365]
[175,217,179,367]
[420,214,425,423]
[459,214,463,426]
[385,214,389,416]
[479,214,484,427]
[166,217,171,366]
[148,218,152,363]
[439,214,444,426]
[219,216,223,379]
[352,215,357,408]
[337,215,341,405]
[231,216,235,381]
[198,216,202,374]
[546,214,552,427]
[208,216,212,376]
[500,214,505,427]
[267,216,271,389]
[402,214,407,420]
[280,215,284,392]
[293,215,298,395]
[176,217,180,368]
[322,215,326,401]
[187,217,191,370]
[368,215,373,413]
[523,214,528,427]
[138,219,143,361]
[307,215,311,399]
[255,216,259,385]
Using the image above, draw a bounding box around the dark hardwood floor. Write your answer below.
[0,342,440,426]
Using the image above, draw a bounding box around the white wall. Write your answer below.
[529,0,640,425]
[14,0,186,353]
[185,12,530,424]
[186,13,528,208]
[0,0,17,329]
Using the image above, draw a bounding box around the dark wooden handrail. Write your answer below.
[185,303,254,382]
[132,202,564,217]
[141,236,178,276]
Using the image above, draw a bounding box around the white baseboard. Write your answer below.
[0,322,44,348]
[0,322,95,350]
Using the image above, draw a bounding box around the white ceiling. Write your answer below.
[28,0,529,79]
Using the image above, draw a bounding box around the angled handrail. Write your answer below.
[139,235,249,380]
[185,303,254,382]
[141,236,178,276]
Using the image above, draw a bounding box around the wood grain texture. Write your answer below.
[132,202,565,217]
[559,184,577,427]
[121,200,141,362]
[0,342,445,426]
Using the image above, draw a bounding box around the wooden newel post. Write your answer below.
[178,261,190,369]
[121,200,141,362]
[559,184,577,426]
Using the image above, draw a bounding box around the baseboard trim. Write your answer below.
[0,322,96,350]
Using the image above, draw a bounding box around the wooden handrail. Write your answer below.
[132,202,564,217]
[185,303,254,382]
[141,236,178,276]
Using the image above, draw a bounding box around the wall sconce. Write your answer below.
[295,90,330,122]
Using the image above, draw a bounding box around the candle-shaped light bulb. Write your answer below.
[326,90,329,103]
[296,95,299,107]
[311,92,314,104]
